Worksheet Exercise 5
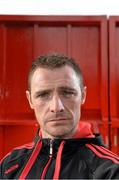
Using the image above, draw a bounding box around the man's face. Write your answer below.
[26,65,86,139]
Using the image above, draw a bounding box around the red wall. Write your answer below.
[0,15,116,158]
[109,16,119,154]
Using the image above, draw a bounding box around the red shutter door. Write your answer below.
[0,25,5,158]
[5,24,34,120]
[34,17,108,146]
[109,16,119,154]
[0,16,109,158]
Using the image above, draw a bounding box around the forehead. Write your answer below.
[30,66,80,90]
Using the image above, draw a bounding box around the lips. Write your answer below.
[48,118,67,122]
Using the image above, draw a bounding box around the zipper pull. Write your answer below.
[49,139,53,157]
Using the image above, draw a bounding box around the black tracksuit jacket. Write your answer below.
[1,123,119,179]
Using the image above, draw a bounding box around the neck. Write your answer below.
[41,126,78,139]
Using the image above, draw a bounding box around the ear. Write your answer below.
[26,90,34,109]
[81,86,87,104]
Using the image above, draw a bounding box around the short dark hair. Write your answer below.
[28,53,84,92]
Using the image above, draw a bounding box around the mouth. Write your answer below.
[47,118,70,125]
[49,118,67,122]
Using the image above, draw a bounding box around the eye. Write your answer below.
[37,92,50,99]
[62,90,76,98]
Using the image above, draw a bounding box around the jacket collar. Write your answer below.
[34,121,104,147]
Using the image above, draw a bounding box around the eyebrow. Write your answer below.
[59,86,77,92]
[34,86,77,96]
[34,89,51,96]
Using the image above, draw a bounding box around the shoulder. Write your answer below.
[85,143,119,164]
[1,142,34,164]
[83,143,119,178]
[0,142,34,178]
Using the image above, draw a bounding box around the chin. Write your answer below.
[50,129,72,139]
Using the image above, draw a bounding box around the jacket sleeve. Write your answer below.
[0,163,2,179]
[0,159,5,179]
[94,161,119,179]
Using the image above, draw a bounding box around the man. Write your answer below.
[0,54,119,179]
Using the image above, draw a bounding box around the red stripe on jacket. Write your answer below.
[4,164,19,174]
[86,144,119,164]
[0,142,34,164]
[92,144,119,161]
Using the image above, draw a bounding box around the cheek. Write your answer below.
[67,98,81,110]
[33,99,48,112]
[67,99,82,118]
[35,99,46,106]
[33,100,49,117]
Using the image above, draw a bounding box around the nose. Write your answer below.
[50,94,65,113]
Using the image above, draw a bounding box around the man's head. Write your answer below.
[26,53,87,139]
[28,54,84,93]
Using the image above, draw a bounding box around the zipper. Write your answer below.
[49,139,53,157]
[40,139,53,179]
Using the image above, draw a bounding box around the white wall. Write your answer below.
[0,0,119,16]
